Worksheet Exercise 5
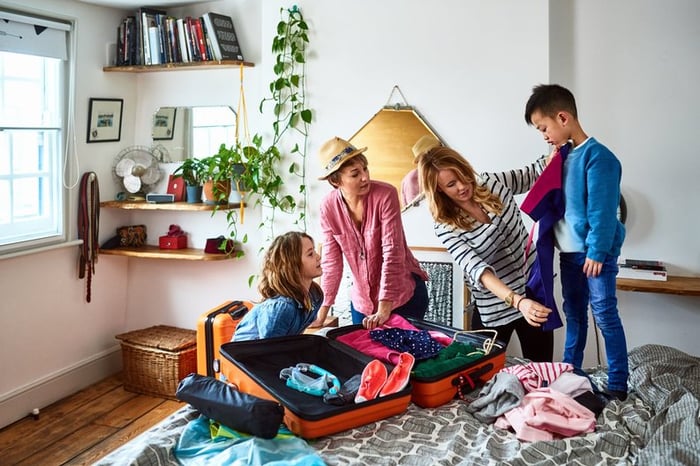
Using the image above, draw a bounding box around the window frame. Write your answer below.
[0,9,73,257]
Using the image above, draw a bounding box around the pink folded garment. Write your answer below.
[335,314,451,364]
[494,387,596,442]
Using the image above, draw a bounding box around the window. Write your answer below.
[0,10,70,254]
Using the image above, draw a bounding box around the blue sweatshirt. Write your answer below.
[554,137,625,261]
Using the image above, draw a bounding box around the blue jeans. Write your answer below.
[351,274,428,324]
[559,252,629,392]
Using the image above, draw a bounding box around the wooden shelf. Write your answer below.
[100,245,237,261]
[103,60,254,73]
[100,200,242,211]
[616,275,700,296]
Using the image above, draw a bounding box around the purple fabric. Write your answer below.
[520,143,572,331]
[369,328,443,360]
[334,314,451,364]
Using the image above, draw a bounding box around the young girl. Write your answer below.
[233,231,323,341]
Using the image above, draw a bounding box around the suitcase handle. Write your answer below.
[452,362,494,400]
[223,301,249,319]
[203,301,250,377]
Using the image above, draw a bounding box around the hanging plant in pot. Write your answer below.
[209,6,312,264]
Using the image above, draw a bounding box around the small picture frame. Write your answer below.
[86,98,123,143]
[152,107,177,140]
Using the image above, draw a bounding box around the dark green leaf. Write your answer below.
[301,109,312,123]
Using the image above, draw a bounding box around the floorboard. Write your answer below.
[0,373,185,466]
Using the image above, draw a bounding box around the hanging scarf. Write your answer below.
[78,172,100,302]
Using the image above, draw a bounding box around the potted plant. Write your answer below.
[200,143,244,205]
[172,157,206,203]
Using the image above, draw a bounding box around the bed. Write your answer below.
[94,344,700,465]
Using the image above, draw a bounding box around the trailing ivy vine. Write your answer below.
[257,5,311,234]
[216,6,311,268]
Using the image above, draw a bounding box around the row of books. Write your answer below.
[617,258,667,281]
[116,8,244,67]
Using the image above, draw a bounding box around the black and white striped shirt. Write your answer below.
[435,157,547,327]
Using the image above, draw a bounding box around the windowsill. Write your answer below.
[0,239,83,260]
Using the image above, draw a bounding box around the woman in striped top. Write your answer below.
[417,146,554,362]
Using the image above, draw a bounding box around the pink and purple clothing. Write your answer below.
[519,142,572,331]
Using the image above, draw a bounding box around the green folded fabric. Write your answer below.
[412,341,485,378]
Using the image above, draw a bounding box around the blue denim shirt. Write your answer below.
[233,288,322,341]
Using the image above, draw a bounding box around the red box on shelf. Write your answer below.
[159,235,187,249]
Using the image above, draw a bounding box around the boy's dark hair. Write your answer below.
[525,84,578,125]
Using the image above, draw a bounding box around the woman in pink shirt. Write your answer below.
[311,137,429,330]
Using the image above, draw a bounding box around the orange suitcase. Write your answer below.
[219,334,412,439]
[328,319,506,408]
[196,300,252,378]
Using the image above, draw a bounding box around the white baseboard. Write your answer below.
[0,345,122,429]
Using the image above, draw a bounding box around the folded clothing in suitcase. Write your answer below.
[219,334,412,439]
[327,318,506,408]
[196,300,252,378]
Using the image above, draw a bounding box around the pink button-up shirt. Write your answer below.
[319,180,428,316]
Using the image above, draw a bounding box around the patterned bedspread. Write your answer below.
[94,344,700,466]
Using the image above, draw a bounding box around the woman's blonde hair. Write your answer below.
[417,147,503,230]
[258,231,322,311]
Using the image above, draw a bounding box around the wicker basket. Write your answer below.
[115,325,196,399]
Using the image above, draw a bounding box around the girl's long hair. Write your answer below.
[417,147,503,231]
[258,231,322,311]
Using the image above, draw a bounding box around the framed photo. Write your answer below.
[410,246,467,329]
[86,98,123,143]
[152,107,177,140]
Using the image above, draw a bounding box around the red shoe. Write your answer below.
[354,360,388,403]
[379,352,414,397]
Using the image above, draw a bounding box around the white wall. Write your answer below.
[1,0,698,428]
[548,0,700,365]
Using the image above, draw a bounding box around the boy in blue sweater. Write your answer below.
[525,84,628,400]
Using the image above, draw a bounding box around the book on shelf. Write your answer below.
[622,258,666,271]
[139,7,167,65]
[113,9,247,67]
[201,12,245,61]
[176,18,190,63]
[617,264,668,281]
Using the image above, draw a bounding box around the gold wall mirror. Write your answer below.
[349,93,441,207]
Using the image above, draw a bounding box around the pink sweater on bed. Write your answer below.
[494,387,596,442]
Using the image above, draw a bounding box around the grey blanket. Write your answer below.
[95,344,700,466]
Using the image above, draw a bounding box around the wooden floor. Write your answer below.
[0,373,184,465]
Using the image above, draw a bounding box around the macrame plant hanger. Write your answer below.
[234,63,250,224]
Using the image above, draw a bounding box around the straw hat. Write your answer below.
[317,137,367,180]
[412,134,442,159]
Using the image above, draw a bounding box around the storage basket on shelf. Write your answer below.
[115,325,196,399]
